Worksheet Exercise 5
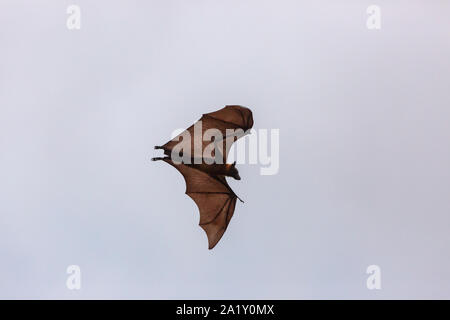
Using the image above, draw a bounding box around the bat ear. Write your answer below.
[232,161,236,167]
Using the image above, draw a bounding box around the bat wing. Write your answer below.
[160,105,253,163]
[161,158,238,249]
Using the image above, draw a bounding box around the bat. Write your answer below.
[152,105,254,249]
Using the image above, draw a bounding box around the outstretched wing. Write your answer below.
[161,158,237,249]
[160,105,253,163]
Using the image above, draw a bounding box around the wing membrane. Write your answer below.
[162,158,238,249]
[160,105,253,163]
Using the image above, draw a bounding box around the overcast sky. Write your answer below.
[1,0,450,299]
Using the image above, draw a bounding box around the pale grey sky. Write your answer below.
[1,0,449,299]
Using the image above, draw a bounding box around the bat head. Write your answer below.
[228,161,241,180]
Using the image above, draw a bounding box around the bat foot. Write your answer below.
[151,157,165,161]
[154,146,164,150]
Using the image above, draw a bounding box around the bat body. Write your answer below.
[152,105,254,249]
